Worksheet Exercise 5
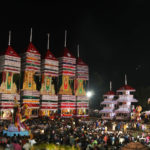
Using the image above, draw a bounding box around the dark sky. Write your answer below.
[0,1,150,92]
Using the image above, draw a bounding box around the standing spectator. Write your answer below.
[12,141,22,150]
[103,134,108,145]
[22,140,31,150]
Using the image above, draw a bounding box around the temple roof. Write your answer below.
[104,91,115,96]
[77,57,87,66]
[3,45,20,58]
[117,85,135,92]
[26,42,40,55]
[59,47,75,58]
[44,49,57,60]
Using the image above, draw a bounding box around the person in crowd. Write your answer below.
[22,140,31,150]
[0,117,150,150]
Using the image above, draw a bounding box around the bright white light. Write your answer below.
[86,91,93,98]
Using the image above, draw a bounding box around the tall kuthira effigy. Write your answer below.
[75,45,89,117]
[21,28,41,118]
[0,31,20,119]
[40,33,58,117]
[58,30,76,117]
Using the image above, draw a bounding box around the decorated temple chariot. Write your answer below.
[0,29,89,120]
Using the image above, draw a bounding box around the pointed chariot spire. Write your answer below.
[77,44,80,58]
[64,30,67,47]
[110,81,112,91]
[30,28,32,42]
[125,74,127,85]
[8,30,11,46]
[47,33,50,50]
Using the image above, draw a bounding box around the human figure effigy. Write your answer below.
[15,107,29,132]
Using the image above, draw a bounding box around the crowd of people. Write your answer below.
[0,117,150,150]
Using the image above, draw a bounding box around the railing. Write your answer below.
[116,116,129,120]
[103,107,114,110]
[102,116,114,120]
[118,95,133,99]
[119,104,130,108]
[103,98,114,101]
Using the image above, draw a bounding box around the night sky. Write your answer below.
[1,1,150,106]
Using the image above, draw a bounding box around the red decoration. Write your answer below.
[104,91,115,96]
[45,50,57,60]
[77,57,87,66]
[59,47,75,58]
[118,85,135,91]
[4,46,20,57]
[26,42,40,55]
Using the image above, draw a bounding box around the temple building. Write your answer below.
[40,34,58,118]
[0,31,20,120]
[75,45,89,117]
[100,82,116,120]
[115,75,138,120]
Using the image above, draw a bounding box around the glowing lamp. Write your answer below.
[86,91,93,98]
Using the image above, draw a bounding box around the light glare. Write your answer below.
[86,91,93,98]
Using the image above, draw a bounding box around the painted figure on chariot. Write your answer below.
[40,75,55,95]
[0,72,17,94]
[75,79,86,96]
[59,75,72,95]
[23,71,36,90]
